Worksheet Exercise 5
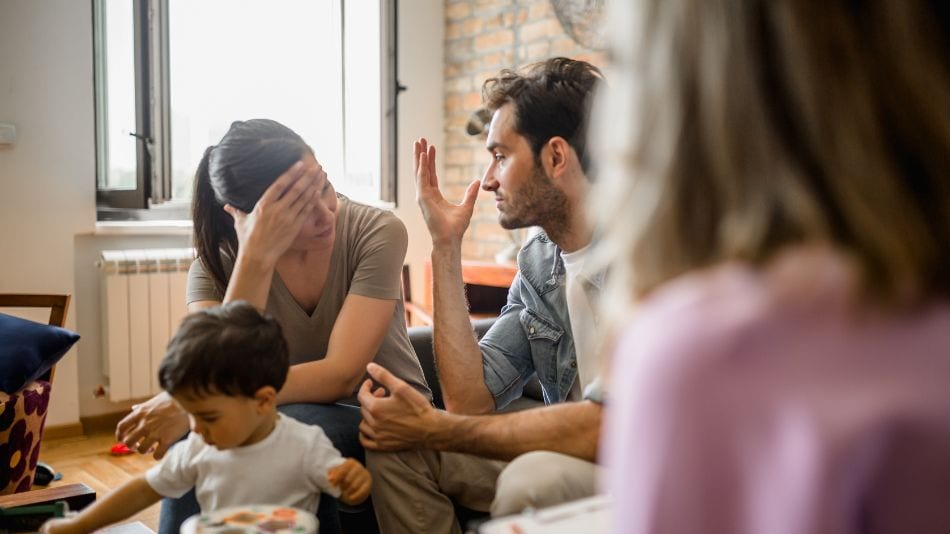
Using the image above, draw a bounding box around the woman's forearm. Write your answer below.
[276,295,395,405]
[222,249,277,310]
[278,359,360,404]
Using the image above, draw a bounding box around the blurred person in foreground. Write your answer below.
[592,1,950,533]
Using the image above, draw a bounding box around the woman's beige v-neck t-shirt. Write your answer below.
[186,195,431,400]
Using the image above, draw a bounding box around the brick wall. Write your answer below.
[443,0,607,261]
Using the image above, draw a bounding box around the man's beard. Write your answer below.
[498,163,570,233]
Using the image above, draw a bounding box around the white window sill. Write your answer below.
[94,220,193,236]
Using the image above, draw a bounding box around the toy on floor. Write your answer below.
[109,442,133,456]
[32,462,62,486]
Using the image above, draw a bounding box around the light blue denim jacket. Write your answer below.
[479,232,605,409]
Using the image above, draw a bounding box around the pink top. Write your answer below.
[603,249,950,534]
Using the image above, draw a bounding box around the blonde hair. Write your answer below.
[591,0,950,309]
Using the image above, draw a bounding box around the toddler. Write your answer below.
[42,301,370,533]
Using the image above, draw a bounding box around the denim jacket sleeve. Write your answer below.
[478,271,538,409]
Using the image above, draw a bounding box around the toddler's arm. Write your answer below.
[40,476,162,534]
[327,458,372,505]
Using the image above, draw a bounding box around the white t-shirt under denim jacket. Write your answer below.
[146,414,344,518]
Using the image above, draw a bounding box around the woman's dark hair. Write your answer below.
[192,119,313,294]
[482,57,604,173]
[159,301,289,398]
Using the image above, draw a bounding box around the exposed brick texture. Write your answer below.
[443,0,607,261]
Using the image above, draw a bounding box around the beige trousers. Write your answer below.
[366,449,600,534]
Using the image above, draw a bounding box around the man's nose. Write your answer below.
[481,168,498,191]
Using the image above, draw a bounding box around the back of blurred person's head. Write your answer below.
[593,0,950,308]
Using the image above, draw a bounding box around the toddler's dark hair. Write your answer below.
[159,301,289,398]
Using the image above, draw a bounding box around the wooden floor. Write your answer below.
[36,431,161,531]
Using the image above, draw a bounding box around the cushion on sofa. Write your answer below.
[0,313,80,395]
[0,380,52,494]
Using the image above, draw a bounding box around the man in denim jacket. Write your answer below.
[358,58,606,534]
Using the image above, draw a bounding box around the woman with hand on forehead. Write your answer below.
[115,119,430,534]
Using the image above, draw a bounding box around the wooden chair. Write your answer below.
[402,264,433,327]
[0,294,70,325]
[0,294,71,382]
[0,294,71,495]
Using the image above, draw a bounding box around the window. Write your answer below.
[94,0,398,220]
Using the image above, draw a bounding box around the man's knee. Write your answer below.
[365,449,419,482]
[490,451,598,517]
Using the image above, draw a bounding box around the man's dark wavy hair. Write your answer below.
[482,57,604,174]
[159,301,289,398]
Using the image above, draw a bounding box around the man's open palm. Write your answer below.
[414,137,480,248]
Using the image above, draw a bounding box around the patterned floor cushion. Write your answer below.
[0,380,52,495]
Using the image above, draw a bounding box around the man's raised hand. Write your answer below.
[413,137,481,248]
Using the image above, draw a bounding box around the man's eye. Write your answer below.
[201,417,217,423]
[494,153,504,162]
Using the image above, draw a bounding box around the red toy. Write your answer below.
[109,442,133,456]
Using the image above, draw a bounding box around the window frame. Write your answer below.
[93,0,400,221]
[93,0,151,212]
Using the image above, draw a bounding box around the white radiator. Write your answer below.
[97,248,195,402]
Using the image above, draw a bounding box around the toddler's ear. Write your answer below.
[254,386,278,412]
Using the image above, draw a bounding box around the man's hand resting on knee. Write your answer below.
[358,362,446,451]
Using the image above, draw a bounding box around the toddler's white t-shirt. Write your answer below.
[146,414,345,514]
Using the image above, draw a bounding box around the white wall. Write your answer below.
[0,0,95,426]
[392,0,444,303]
[0,1,444,424]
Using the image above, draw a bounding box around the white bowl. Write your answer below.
[180,505,317,534]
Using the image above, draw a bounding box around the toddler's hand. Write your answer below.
[327,458,372,505]
[39,517,83,534]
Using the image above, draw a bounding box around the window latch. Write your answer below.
[128,132,152,143]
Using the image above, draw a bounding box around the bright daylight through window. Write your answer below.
[94,0,397,220]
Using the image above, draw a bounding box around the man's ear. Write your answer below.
[543,137,573,179]
[254,386,278,412]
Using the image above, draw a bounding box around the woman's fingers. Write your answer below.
[277,167,317,212]
[152,436,174,460]
[132,435,158,455]
[223,204,248,223]
[115,408,141,441]
[241,161,323,253]
[295,174,322,218]
[119,421,150,450]
[258,160,306,206]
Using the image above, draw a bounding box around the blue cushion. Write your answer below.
[0,313,80,394]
